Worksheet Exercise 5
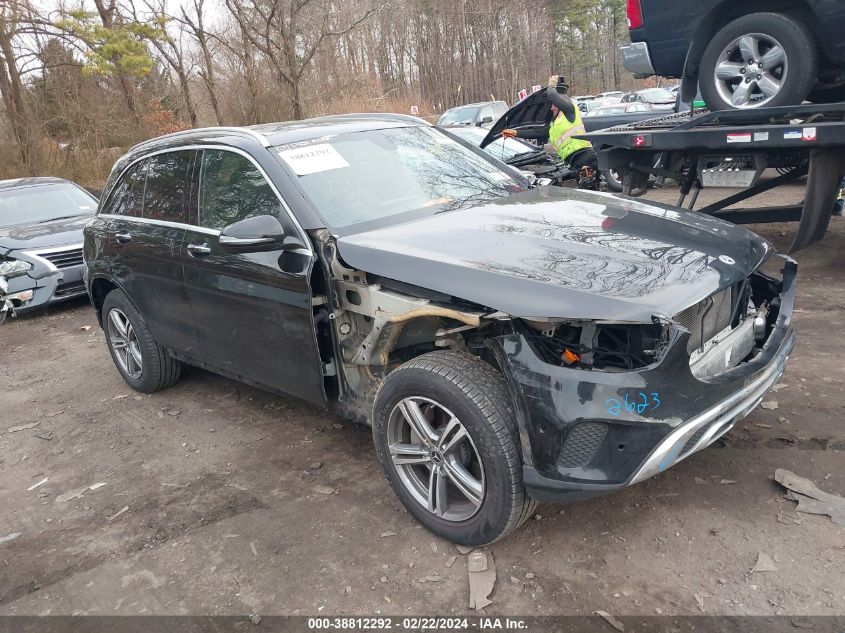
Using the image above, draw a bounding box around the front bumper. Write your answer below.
[621,42,656,78]
[490,258,796,502]
[5,264,86,312]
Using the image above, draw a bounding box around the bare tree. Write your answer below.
[1,0,639,184]
[224,0,376,119]
[134,0,198,126]
[179,0,223,125]
[0,0,34,165]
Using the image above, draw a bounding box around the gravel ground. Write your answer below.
[0,181,843,617]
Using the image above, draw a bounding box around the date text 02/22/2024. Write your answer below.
[306,616,529,630]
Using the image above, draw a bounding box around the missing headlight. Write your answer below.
[520,319,668,371]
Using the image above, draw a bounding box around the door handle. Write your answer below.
[115,232,132,244]
[186,242,211,257]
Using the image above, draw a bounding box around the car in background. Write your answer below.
[621,1,845,110]
[621,88,676,110]
[0,177,97,316]
[579,98,623,113]
[478,90,662,192]
[595,91,625,100]
[445,125,570,186]
[436,101,509,128]
[584,102,654,117]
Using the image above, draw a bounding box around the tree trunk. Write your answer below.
[185,0,223,125]
[0,15,31,167]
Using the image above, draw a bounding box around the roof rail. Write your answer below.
[318,112,432,126]
[129,126,271,153]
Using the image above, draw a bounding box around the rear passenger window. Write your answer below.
[142,151,193,223]
[198,149,282,231]
[102,162,145,217]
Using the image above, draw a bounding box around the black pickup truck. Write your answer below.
[622,0,845,110]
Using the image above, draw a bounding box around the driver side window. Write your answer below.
[198,150,282,231]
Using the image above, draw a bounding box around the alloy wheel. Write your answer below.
[714,33,788,108]
[107,307,143,380]
[386,396,485,521]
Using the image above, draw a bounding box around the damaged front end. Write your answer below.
[311,230,520,422]
[0,258,42,322]
[489,256,796,501]
[312,227,795,503]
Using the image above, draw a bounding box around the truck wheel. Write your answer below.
[372,351,537,545]
[102,288,181,393]
[699,13,817,110]
[603,169,624,192]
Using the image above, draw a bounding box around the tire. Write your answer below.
[101,288,181,393]
[602,168,623,192]
[699,12,817,111]
[372,350,537,545]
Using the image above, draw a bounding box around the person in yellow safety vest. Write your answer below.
[502,75,599,177]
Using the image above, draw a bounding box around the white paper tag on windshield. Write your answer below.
[277,143,349,176]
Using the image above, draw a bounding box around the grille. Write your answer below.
[674,287,732,354]
[41,247,84,269]
[557,422,607,469]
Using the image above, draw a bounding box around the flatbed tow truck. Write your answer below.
[582,103,845,252]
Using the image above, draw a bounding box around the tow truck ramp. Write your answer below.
[583,103,845,252]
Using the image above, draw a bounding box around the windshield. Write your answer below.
[437,106,478,126]
[276,126,524,231]
[0,183,96,228]
[640,88,675,101]
[447,126,538,160]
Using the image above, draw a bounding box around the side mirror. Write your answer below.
[478,115,494,126]
[219,215,302,251]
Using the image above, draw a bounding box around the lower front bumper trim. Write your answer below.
[628,330,793,485]
[523,466,625,503]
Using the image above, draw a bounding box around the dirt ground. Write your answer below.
[1,180,843,618]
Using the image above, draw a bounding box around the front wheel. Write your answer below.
[699,12,817,110]
[372,351,537,545]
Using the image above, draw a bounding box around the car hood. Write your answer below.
[480,89,553,149]
[335,187,771,322]
[0,214,90,252]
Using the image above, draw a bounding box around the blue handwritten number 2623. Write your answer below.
[606,392,661,416]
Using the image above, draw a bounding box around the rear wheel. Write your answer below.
[372,351,537,545]
[699,13,817,110]
[102,288,181,393]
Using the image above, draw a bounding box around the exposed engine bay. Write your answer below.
[310,229,784,421]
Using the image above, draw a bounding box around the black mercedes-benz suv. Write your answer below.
[84,115,796,545]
